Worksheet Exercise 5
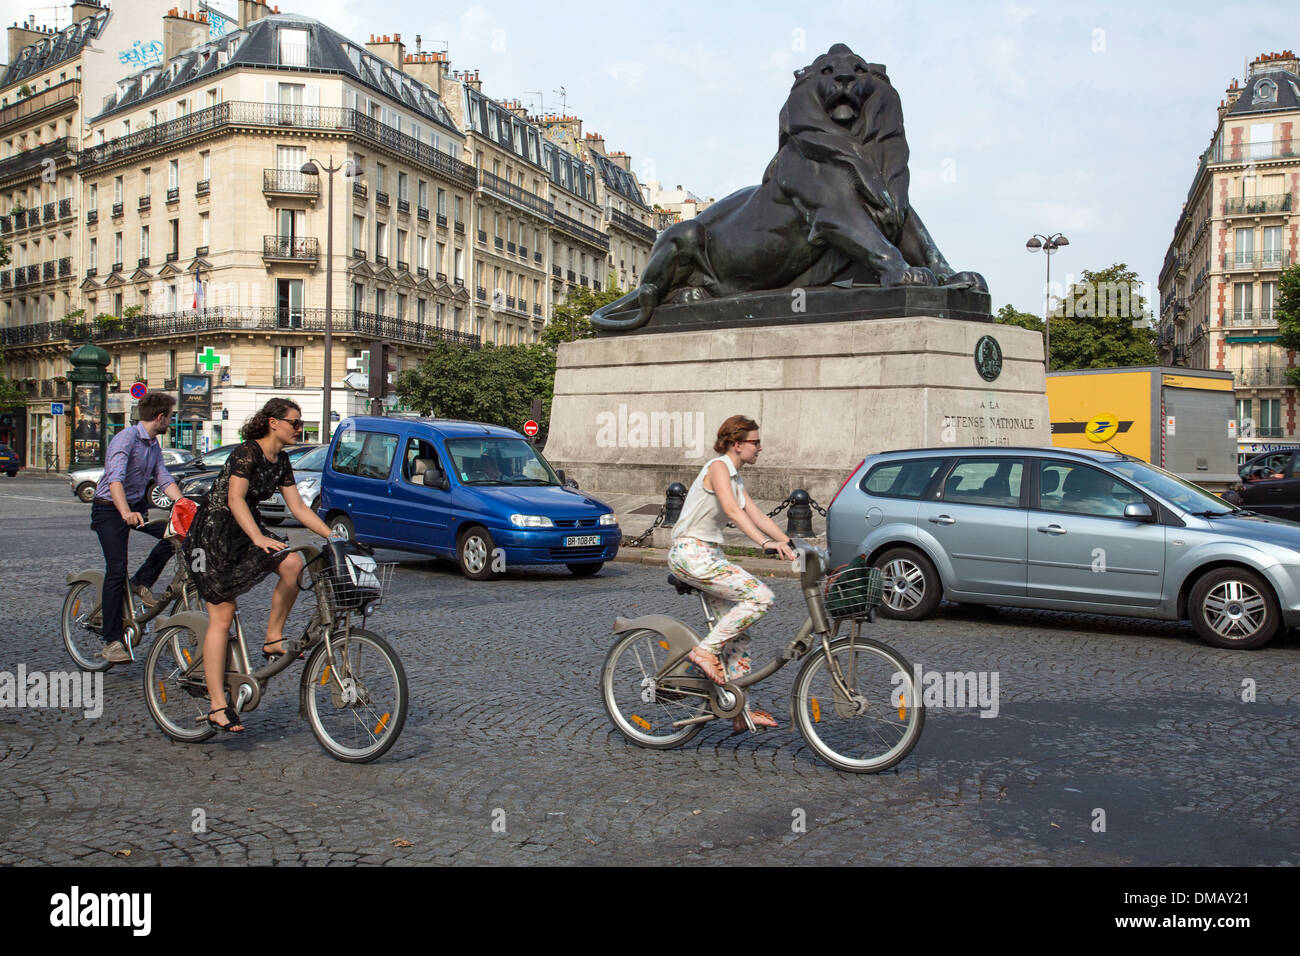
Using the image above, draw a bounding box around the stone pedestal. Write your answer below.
[544,317,1050,503]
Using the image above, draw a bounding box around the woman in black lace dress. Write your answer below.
[184,398,333,732]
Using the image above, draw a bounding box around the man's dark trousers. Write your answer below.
[90,500,173,646]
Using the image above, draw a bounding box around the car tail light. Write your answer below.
[828,460,865,513]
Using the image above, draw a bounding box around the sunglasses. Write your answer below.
[278,417,304,431]
[738,439,762,448]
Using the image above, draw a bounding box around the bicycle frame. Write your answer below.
[152,542,360,714]
[611,539,862,726]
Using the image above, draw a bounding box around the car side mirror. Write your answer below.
[1124,503,1154,521]
[558,468,579,490]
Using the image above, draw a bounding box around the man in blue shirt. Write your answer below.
[91,391,182,663]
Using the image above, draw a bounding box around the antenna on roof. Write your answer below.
[553,85,567,113]
[524,89,543,115]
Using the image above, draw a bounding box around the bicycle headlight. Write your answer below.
[599,512,618,526]
[509,514,554,528]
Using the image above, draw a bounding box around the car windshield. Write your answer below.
[1109,459,1236,514]
[444,437,559,485]
[295,446,328,472]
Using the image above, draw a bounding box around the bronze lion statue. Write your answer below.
[592,43,986,331]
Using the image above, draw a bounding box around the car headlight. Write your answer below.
[599,512,618,526]
[510,514,554,528]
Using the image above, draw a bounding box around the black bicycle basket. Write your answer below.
[823,556,884,620]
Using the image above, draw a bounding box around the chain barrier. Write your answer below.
[623,491,828,547]
[623,506,665,548]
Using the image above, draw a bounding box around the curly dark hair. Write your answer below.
[241,398,302,441]
[713,415,759,454]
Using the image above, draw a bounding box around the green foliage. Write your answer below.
[1274,264,1300,386]
[993,304,1043,332]
[1046,263,1157,371]
[0,347,26,411]
[395,342,557,435]
[542,272,625,347]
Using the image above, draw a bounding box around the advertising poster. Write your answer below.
[72,385,103,466]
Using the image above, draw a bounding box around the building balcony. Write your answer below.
[605,205,657,244]
[0,78,80,134]
[552,211,610,251]
[58,198,72,219]
[1207,140,1300,165]
[59,257,71,277]
[84,267,97,279]
[262,235,319,263]
[375,190,389,206]
[567,269,577,282]
[195,245,209,257]
[397,198,410,214]
[111,202,123,218]
[86,208,100,226]
[518,245,528,259]
[111,261,123,274]
[476,286,487,301]
[534,251,542,264]
[166,187,179,203]
[196,180,210,196]
[1229,309,1277,327]
[478,170,554,221]
[1234,366,1291,387]
[166,251,179,263]
[534,304,542,316]
[351,247,366,260]
[477,229,487,243]
[1224,193,1292,216]
[163,377,177,390]
[580,274,589,286]
[1222,251,1292,272]
[138,256,151,268]
[263,168,320,199]
[352,181,367,200]
[454,277,464,287]
[273,373,306,389]
[507,241,516,254]
[0,270,9,289]
[552,265,561,278]
[436,271,447,281]
[593,280,601,292]
[419,207,431,222]
[375,253,388,267]
[43,202,55,222]
[454,221,465,234]
[417,266,428,277]
[0,215,10,234]
[26,208,40,228]
[397,260,409,273]
[494,236,504,250]
[138,195,151,211]
[0,137,75,185]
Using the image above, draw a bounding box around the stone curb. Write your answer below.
[612,546,803,579]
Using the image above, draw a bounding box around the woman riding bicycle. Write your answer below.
[183,398,334,733]
[668,415,796,731]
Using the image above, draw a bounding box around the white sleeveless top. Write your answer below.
[672,455,747,544]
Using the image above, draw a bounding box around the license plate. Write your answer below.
[268,493,283,505]
[565,535,601,547]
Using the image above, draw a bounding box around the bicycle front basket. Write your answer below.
[823,558,883,620]
[322,541,392,612]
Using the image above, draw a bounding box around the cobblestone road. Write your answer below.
[2,475,1298,865]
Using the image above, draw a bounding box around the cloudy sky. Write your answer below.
[3,0,1289,315]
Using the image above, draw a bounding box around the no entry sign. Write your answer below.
[523,420,539,437]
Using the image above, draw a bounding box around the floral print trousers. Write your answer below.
[668,537,775,679]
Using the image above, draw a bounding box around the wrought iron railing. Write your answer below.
[1222,251,1292,271]
[1233,366,1290,387]
[552,211,610,250]
[263,168,320,196]
[273,373,306,388]
[0,79,80,132]
[0,137,74,183]
[1230,309,1277,326]
[1225,193,1293,215]
[58,198,71,219]
[605,206,657,243]
[262,235,319,260]
[479,170,554,219]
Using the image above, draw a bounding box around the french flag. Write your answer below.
[193,265,204,311]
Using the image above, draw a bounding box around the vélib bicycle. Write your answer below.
[141,540,408,763]
[601,540,924,772]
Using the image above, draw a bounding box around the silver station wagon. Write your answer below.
[827,446,1300,649]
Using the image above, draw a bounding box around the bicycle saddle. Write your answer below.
[667,573,698,595]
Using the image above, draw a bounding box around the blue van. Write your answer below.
[319,416,620,579]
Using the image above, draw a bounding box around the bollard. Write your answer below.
[786,488,814,537]
[663,482,688,526]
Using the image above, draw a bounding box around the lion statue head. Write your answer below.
[776,43,910,242]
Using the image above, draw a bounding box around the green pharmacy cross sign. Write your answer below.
[198,347,223,372]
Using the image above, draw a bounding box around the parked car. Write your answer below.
[319,416,619,578]
[69,446,205,505]
[179,443,324,525]
[827,445,1300,649]
[0,443,19,477]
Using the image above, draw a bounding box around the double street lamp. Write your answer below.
[1026,232,1069,369]
[300,157,363,444]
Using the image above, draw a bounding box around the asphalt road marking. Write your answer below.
[0,492,72,503]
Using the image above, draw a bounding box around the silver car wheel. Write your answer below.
[882,558,926,612]
[462,535,488,574]
[1202,580,1268,639]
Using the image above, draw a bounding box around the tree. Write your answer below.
[1044,263,1157,371]
[541,272,625,348]
[0,347,25,412]
[1273,264,1300,386]
[993,303,1043,332]
[395,341,556,435]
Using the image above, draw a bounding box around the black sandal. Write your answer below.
[262,638,302,662]
[206,706,244,733]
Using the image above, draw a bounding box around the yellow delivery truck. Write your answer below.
[1046,367,1238,490]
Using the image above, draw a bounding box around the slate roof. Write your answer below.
[1226,69,1300,117]
[2,7,111,87]
[93,13,461,136]
[591,152,648,210]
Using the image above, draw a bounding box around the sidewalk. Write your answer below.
[601,489,827,580]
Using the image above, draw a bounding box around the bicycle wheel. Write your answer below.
[143,623,215,743]
[301,628,407,763]
[61,581,112,673]
[601,628,709,750]
[791,634,924,773]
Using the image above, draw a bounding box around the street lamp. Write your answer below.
[300,157,362,444]
[1026,233,1069,368]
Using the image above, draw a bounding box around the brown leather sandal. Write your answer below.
[686,646,727,685]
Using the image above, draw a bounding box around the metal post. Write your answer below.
[1044,249,1051,370]
[786,489,814,537]
[663,482,687,525]
[323,158,335,444]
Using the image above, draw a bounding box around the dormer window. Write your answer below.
[1252,78,1278,106]
[279,28,308,67]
